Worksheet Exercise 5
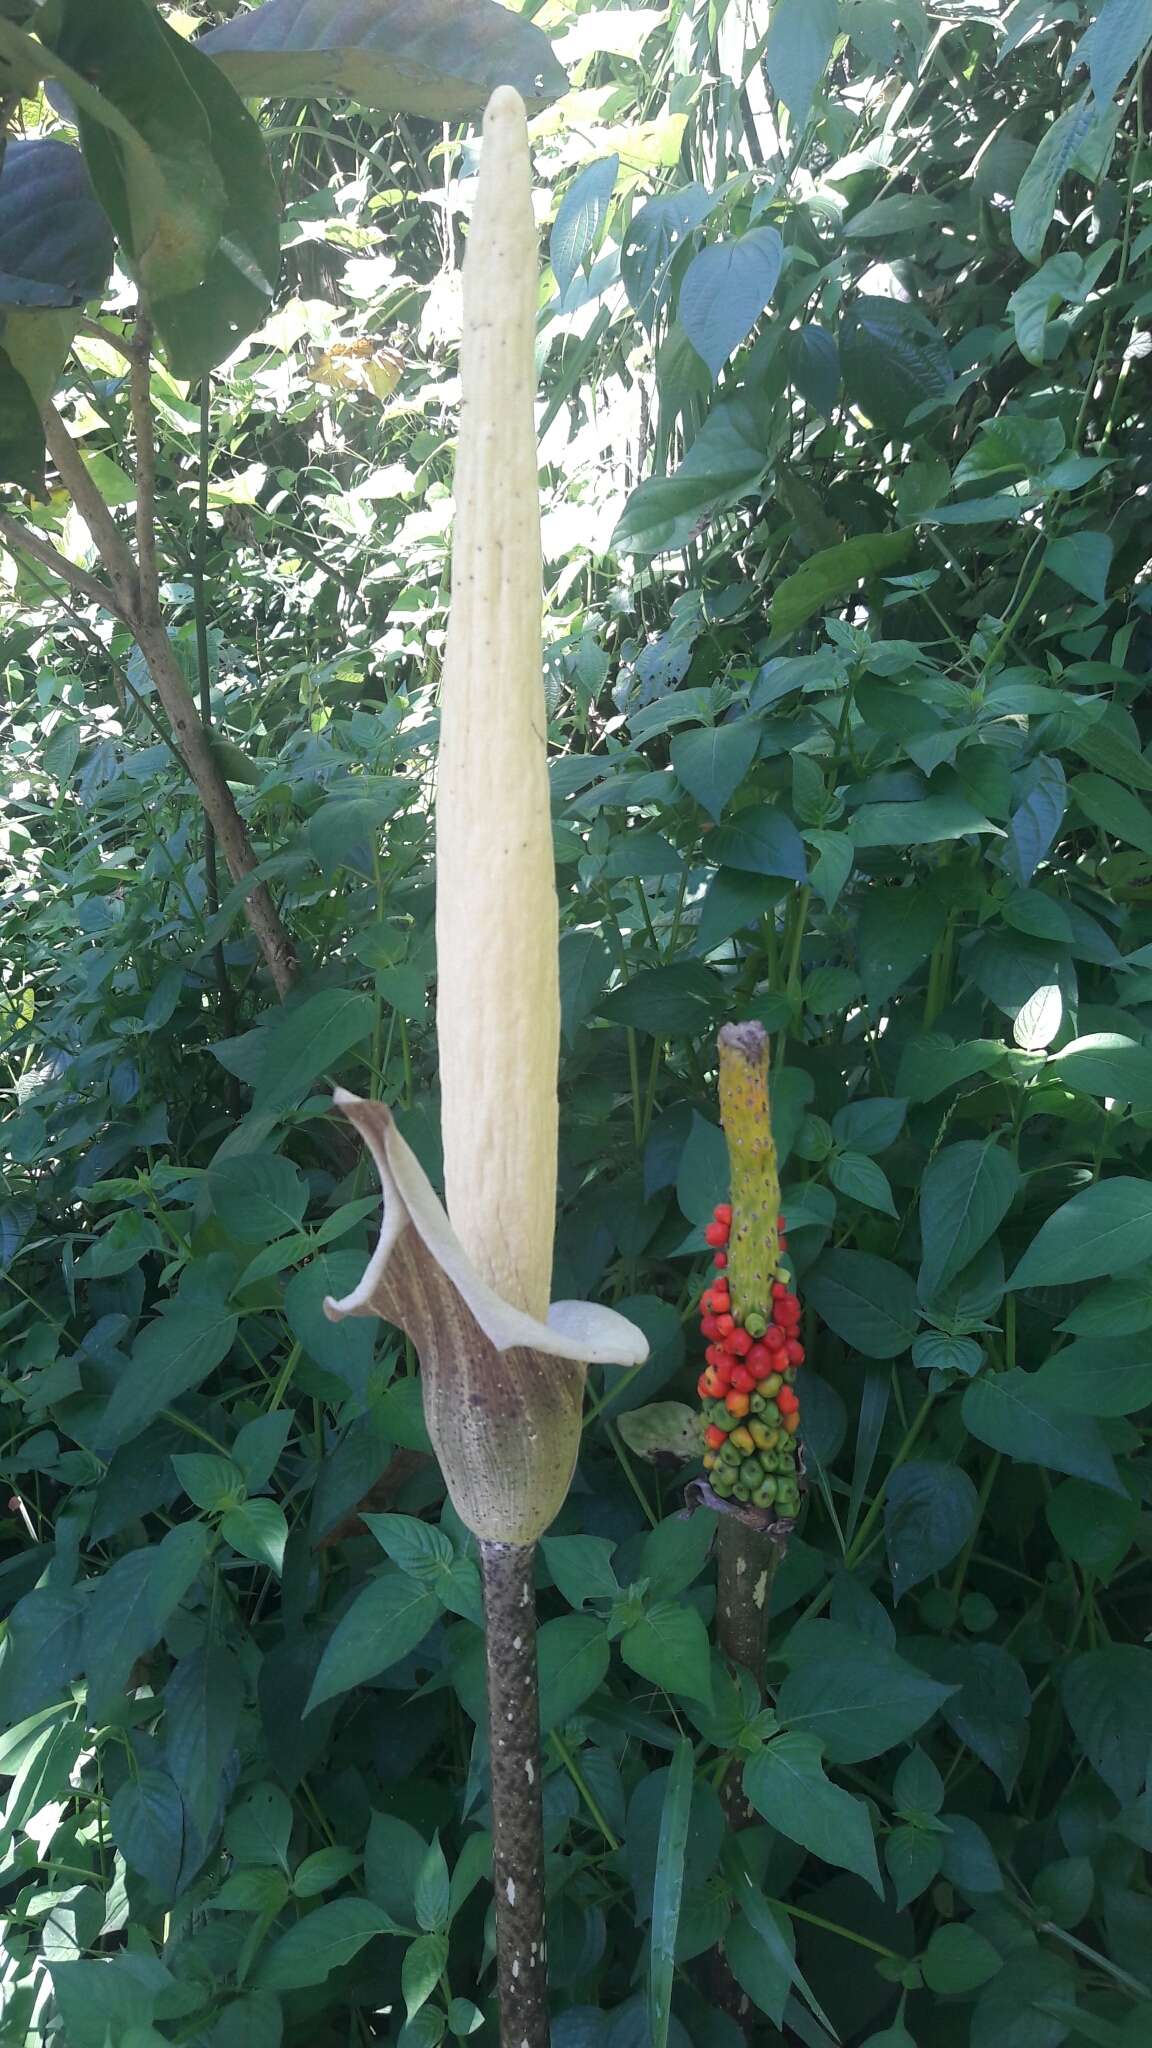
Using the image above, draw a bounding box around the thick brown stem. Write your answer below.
[38,396,297,997]
[715,1518,782,1822]
[480,1540,549,2048]
[0,512,126,618]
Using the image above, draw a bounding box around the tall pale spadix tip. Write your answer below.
[435,85,558,1324]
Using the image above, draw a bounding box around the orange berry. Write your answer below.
[725,1392,750,1418]
[704,1424,727,1449]
[778,1386,799,1416]
[783,1410,800,1435]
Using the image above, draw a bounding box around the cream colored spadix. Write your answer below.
[325,87,646,1546]
[435,83,557,1324]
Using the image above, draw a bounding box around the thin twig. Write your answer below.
[479,1540,549,2048]
[130,314,159,612]
[40,399,139,612]
[192,377,241,1072]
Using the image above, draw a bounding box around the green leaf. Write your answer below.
[365,1812,427,1927]
[918,1142,1020,1301]
[598,961,724,1037]
[886,1825,946,1909]
[1046,1478,1138,1578]
[611,398,767,557]
[541,1535,621,1610]
[840,297,954,433]
[257,1897,396,1990]
[620,1602,713,1705]
[787,323,840,413]
[306,1571,441,1712]
[640,1512,716,1602]
[705,805,808,882]
[725,1904,792,2027]
[679,227,783,377]
[828,1149,897,1215]
[558,929,613,1044]
[216,989,376,1117]
[538,1615,611,1726]
[172,1453,244,1512]
[831,1098,907,1156]
[621,182,716,330]
[1052,1033,1152,1109]
[914,1643,1032,1797]
[676,1111,729,1223]
[98,1299,238,1454]
[1034,1334,1152,1416]
[293,1846,361,1898]
[82,1522,211,1722]
[851,795,996,849]
[648,1738,693,2048]
[403,1933,449,2020]
[1062,1647,1152,1802]
[109,1769,184,1899]
[165,1642,243,1838]
[670,721,759,822]
[805,1250,919,1358]
[743,1731,882,1894]
[551,155,618,297]
[207,1151,308,1242]
[771,531,915,638]
[1009,1177,1152,1289]
[1072,772,1152,857]
[414,1835,450,1935]
[961,1371,1122,1492]
[224,1783,293,1870]
[221,1498,289,1574]
[778,1622,956,1761]
[922,1923,1003,1994]
[0,1588,86,1721]
[885,1462,981,1600]
[201,0,568,116]
[1069,0,1152,110]
[1012,95,1098,263]
[1045,530,1113,602]
[765,0,838,122]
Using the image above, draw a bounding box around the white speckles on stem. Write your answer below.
[753,1567,770,1610]
[524,1758,534,1784]
[506,1878,517,1905]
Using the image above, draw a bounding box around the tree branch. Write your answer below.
[40,399,140,613]
[0,512,128,619]
[130,315,160,615]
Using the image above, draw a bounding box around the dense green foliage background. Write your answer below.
[1,1,1152,2044]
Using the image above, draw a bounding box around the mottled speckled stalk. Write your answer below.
[717,1020,783,1320]
[481,1542,549,2047]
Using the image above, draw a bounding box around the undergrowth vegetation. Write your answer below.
[1,2,1151,2044]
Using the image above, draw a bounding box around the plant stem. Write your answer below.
[480,1540,549,2048]
[714,1519,782,1820]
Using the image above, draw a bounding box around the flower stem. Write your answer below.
[480,1540,549,2046]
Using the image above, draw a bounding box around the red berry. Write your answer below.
[786,1341,805,1367]
[705,1344,725,1370]
[746,1342,771,1374]
[704,1221,729,1248]
[778,1386,799,1416]
[772,1281,788,1299]
[729,1366,754,1393]
[715,1202,733,1224]
[716,1314,735,1337]
[727,1327,753,1357]
[713,1251,728,1269]
[697,1372,712,1397]
[763,1325,785,1352]
[700,1289,715,1313]
[700,1315,719,1340]
[704,1424,727,1449]
[712,1286,730,1309]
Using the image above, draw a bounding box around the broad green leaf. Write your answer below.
[805,1250,919,1358]
[365,1812,426,1928]
[0,138,114,311]
[258,1897,397,1990]
[705,805,808,881]
[913,1642,1032,1796]
[172,1453,244,1513]
[538,1615,612,1726]
[0,1588,86,1721]
[778,1623,956,1762]
[598,960,724,1037]
[743,1732,882,1894]
[640,1512,716,1602]
[403,1933,449,2020]
[207,1151,308,1242]
[1045,530,1113,602]
[620,1602,712,1705]
[1046,1479,1138,1579]
[851,795,996,849]
[961,1371,1122,1492]
[541,1535,621,1610]
[200,0,568,116]
[679,227,783,377]
[109,1770,184,1899]
[886,1824,946,1909]
[306,1571,441,1712]
[611,397,767,556]
[165,1642,243,1837]
[98,1299,238,1454]
[831,1097,907,1156]
[917,1142,1019,1301]
[1061,1277,1152,1334]
[221,1498,289,1574]
[670,720,759,822]
[771,531,915,638]
[213,989,376,1117]
[1068,0,1152,110]
[82,1522,212,1722]
[787,323,840,413]
[922,1923,1003,1994]
[224,1783,292,1869]
[829,1149,896,1215]
[765,0,838,121]
[551,155,619,297]
[558,929,613,1044]
[621,182,716,330]
[884,1462,981,1601]
[1012,95,1098,263]
[840,296,954,433]
[1051,1033,1152,1109]
[1071,772,1152,857]
[1034,1334,1152,1416]
[1009,1177,1152,1288]
[1062,1648,1152,1802]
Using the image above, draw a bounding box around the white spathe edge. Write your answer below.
[323,1090,649,1368]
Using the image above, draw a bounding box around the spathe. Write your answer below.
[324,1089,648,1543]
